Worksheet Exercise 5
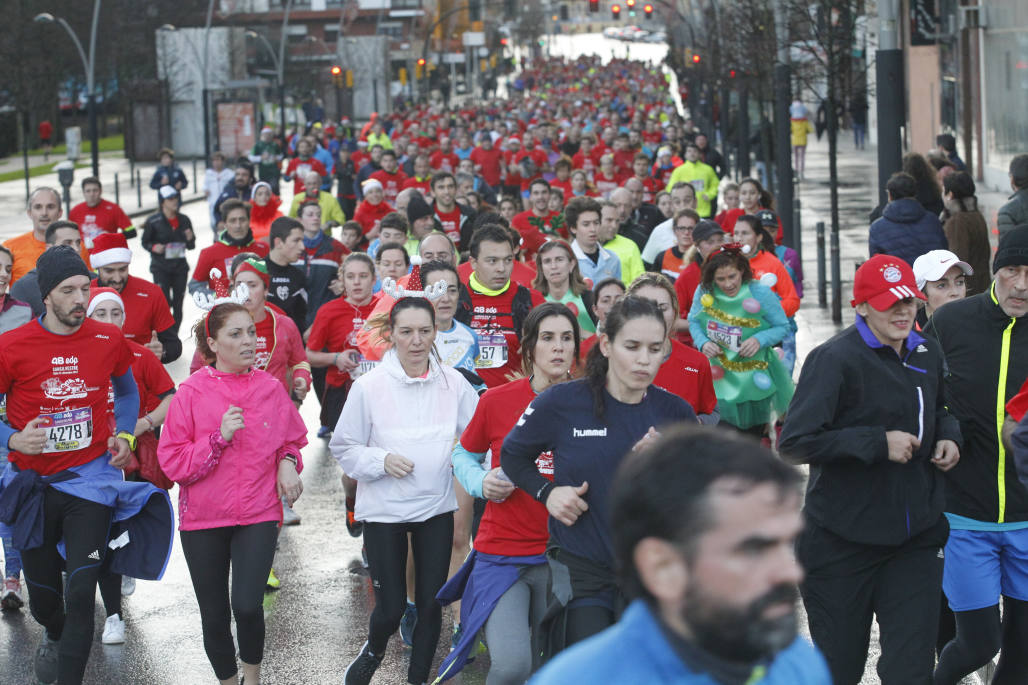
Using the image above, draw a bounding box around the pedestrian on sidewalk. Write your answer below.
[149,148,188,205]
[781,254,960,685]
[997,154,1028,237]
[869,172,947,266]
[940,171,991,295]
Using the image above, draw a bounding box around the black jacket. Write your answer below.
[780,321,960,546]
[925,290,1028,523]
[264,257,308,334]
[141,211,195,274]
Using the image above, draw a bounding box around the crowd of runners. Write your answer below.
[0,51,1027,685]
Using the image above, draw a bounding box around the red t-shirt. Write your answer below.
[634,175,661,204]
[108,341,175,416]
[69,200,133,248]
[118,275,177,344]
[572,149,602,177]
[307,297,379,387]
[653,339,718,416]
[429,150,460,173]
[353,200,396,236]
[460,377,552,556]
[191,240,270,284]
[369,169,408,204]
[285,157,328,196]
[1006,377,1028,423]
[613,150,637,176]
[470,147,503,187]
[435,205,464,246]
[674,261,702,346]
[401,176,432,195]
[502,148,523,187]
[716,207,745,233]
[467,282,545,388]
[593,170,623,198]
[0,318,134,475]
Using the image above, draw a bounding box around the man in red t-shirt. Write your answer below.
[369,150,408,205]
[513,133,549,194]
[502,137,523,195]
[431,172,473,250]
[69,177,136,248]
[469,133,504,188]
[429,136,460,174]
[283,137,328,197]
[189,199,270,298]
[571,135,602,179]
[352,180,395,238]
[511,179,563,259]
[0,246,146,684]
[89,232,183,364]
[401,153,432,197]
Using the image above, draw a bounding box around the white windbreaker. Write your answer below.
[330,348,479,523]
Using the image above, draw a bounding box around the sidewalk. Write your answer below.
[0,152,208,241]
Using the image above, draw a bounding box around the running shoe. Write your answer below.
[399,601,417,646]
[35,634,59,684]
[266,568,281,591]
[361,544,369,569]
[282,498,301,526]
[343,641,383,685]
[121,575,136,596]
[345,508,363,538]
[102,613,126,645]
[1,576,23,611]
[317,426,332,438]
[450,624,485,663]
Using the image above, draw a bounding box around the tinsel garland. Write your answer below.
[717,354,769,372]
[702,305,761,328]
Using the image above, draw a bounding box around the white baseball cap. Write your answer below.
[912,249,973,290]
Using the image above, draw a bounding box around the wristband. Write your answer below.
[333,352,340,366]
[143,415,154,429]
[117,431,137,451]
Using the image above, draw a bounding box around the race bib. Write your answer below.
[39,408,93,453]
[350,356,379,379]
[690,179,705,194]
[475,334,509,369]
[165,242,187,259]
[82,223,103,249]
[707,321,742,353]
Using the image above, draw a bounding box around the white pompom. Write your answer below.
[410,255,423,266]
[741,244,752,255]
[760,272,778,287]
[210,268,222,279]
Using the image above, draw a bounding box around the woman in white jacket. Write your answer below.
[332,296,478,685]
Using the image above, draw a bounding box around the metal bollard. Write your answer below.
[130,159,135,187]
[816,221,827,308]
[136,169,142,208]
[792,197,802,264]
[192,158,198,191]
[830,222,842,324]
[114,172,119,206]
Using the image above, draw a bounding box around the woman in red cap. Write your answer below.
[779,254,960,685]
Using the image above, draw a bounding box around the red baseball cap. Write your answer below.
[851,254,926,311]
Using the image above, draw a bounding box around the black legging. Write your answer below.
[363,512,453,685]
[565,604,616,646]
[934,598,1028,684]
[153,269,188,333]
[20,489,113,685]
[180,521,279,680]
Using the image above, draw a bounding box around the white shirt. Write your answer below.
[641,217,676,264]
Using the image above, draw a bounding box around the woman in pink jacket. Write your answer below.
[159,302,307,685]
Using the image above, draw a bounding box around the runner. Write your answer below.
[912,249,973,329]
[781,254,960,685]
[158,293,306,685]
[533,427,831,684]
[688,245,793,441]
[4,187,91,283]
[189,199,270,296]
[68,176,136,247]
[925,226,1028,684]
[0,246,174,685]
[141,186,196,334]
[91,231,184,363]
[332,294,478,685]
[627,273,718,424]
[438,302,580,683]
[86,287,176,646]
[9,220,86,317]
[533,240,597,335]
[263,217,308,334]
[567,197,621,286]
[673,219,726,347]
[501,295,696,654]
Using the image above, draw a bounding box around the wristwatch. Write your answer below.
[116,431,137,451]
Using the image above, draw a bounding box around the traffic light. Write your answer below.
[625,0,635,16]
[331,65,342,87]
[399,67,407,85]
[692,53,701,64]
[611,4,621,19]
[728,68,737,78]
[345,69,354,88]
[643,3,653,18]
[416,57,426,79]
[589,0,599,12]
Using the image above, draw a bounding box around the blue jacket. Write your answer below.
[531,599,832,685]
[868,197,947,265]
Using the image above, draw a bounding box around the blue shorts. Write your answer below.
[943,527,1028,611]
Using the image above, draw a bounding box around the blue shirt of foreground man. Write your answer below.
[531,426,830,685]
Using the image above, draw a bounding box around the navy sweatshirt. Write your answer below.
[501,379,695,568]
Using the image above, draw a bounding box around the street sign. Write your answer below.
[462,31,485,47]
[442,52,466,64]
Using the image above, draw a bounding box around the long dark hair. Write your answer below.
[943,171,978,213]
[700,249,753,293]
[584,296,666,419]
[520,301,582,376]
[739,178,775,210]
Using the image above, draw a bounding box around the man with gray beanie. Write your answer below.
[925,224,1028,683]
[0,246,173,684]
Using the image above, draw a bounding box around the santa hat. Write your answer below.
[381,256,447,301]
[362,178,383,193]
[90,232,132,268]
[86,287,124,317]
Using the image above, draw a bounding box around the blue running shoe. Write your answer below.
[400,601,417,646]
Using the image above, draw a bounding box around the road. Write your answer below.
[0,31,987,685]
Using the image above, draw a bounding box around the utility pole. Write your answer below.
[772,0,794,246]
[875,0,904,207]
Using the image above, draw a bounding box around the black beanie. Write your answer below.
[37,245,91,298]
[407,193,434,224]
[993,225,1028,273]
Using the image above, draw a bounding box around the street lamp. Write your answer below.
[245,30,287,138]
[35,3,102,178]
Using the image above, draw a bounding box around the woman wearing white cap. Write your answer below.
[249,181,283,244]
[913,249,973,329]
[353,179,395,240]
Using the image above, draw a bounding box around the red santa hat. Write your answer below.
[89,232,132,268]
[86,286,124,317]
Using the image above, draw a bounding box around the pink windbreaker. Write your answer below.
[189,306,312,392]
[158,365,308,531]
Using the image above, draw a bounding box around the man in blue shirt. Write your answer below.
[531,426,830,684]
